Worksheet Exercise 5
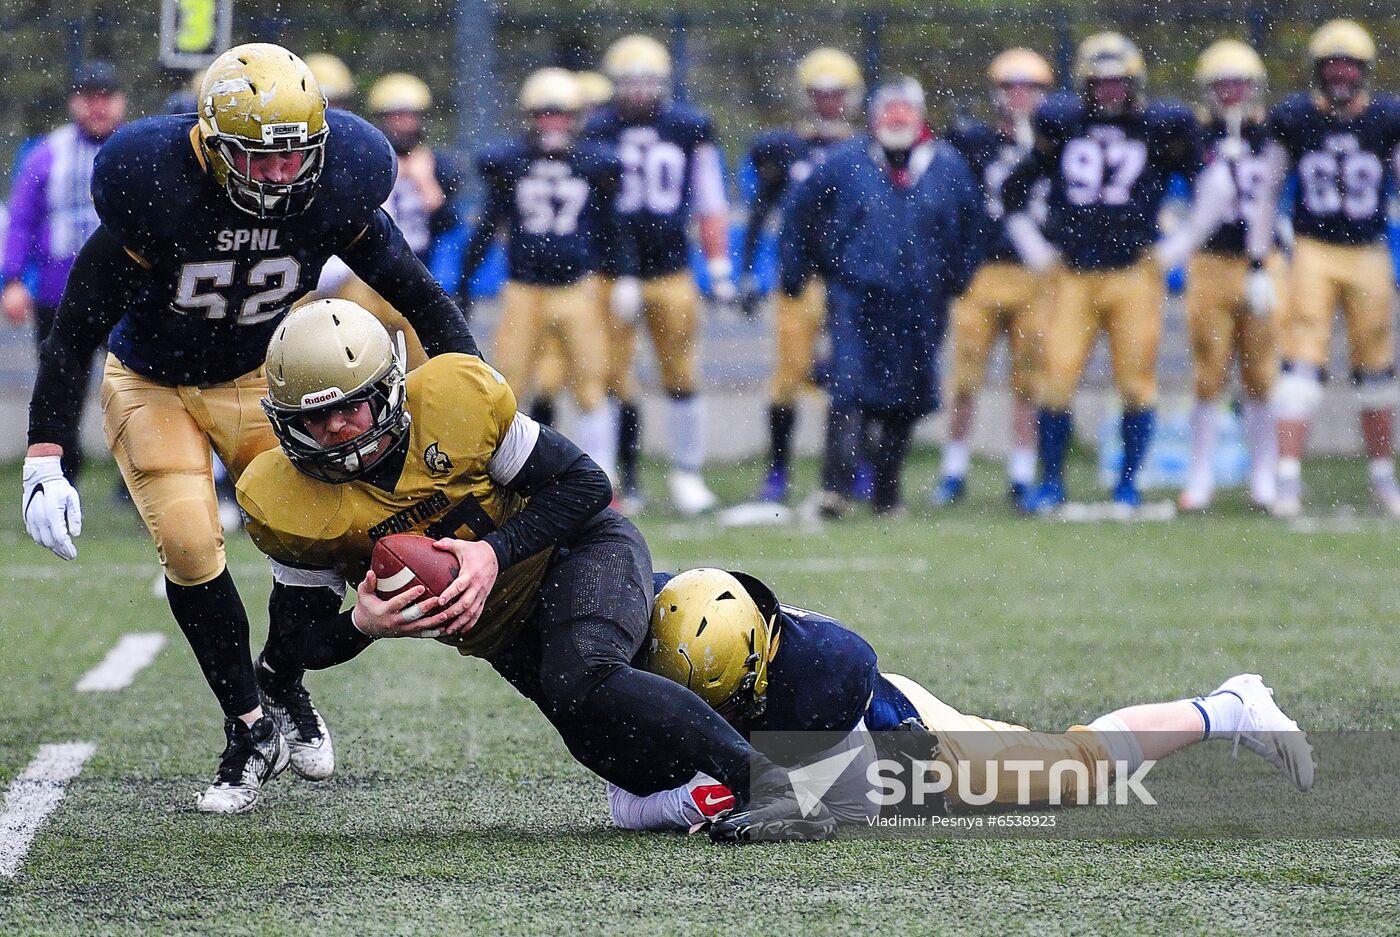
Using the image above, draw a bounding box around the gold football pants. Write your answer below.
[100,355,278,586]
[1184,252,1281,400]
[605,271,700,399]
[1281,237,1395,374]
[1040,261,1163,411]
[882,673,1113,808]
[770,278,826,405]
[493,278,608,411]
[950,262,1045,402]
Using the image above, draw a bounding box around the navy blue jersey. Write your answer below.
[651,572,878,749]
[1268,91,1400,245]
[92,110,395,385]
[1006,97,1200,270]
[741,126,849,269]
[464,138,634,286]
[945,118,1044,263]
[583,102,717,277]
[1195,118,1274,256]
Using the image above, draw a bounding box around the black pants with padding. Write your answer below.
[489,510,754,796]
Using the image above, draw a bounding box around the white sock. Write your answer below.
[1186,399,1219,499]
[1369,457,1396,487]
[1087,712,1144,773]
[574,404,617,483]
[1278,457,1302,483]
[1189,689,1245,741]
[941,441,971,479]
[1007,446,1036,485]
[1243,396,1277,501]
[668,395,704,473]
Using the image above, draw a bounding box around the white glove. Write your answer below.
[707,257,738,305]
[1006,212,1060,274]
[1246,264,1277,318]
[609,276,643,325]
[22,455,82,560]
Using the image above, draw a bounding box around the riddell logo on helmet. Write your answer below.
[301,387,344,407]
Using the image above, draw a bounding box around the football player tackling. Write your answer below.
[606,569,1314,835]
[236,301,833,841]
[20,44,477,812]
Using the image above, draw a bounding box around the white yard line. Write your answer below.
[0,742,96,878]
[75,633,167,692]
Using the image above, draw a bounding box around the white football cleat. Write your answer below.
[668,470,717,516]
[1271,476,1302,519]
[1176,488,1212,513]
[257,657,335,781]
[196,716,290,814]
[1214,673,1315,792]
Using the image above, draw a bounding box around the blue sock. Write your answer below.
[1120,408,1156,489]
[1037,408,1072,487]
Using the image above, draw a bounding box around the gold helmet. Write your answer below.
[196,43,329,219]
[604,35,671,81]
[1308,20,1375,107]
[520,68,582,113]
[647,569,780,722]
[605,35,671,114]
[368,73,432,114]
[989,48,1054,87]
[262,299,410,484]
[574,70,613,109]
[1196,40,1266,115]
[1075,32,1146,113]
[304,53,354,105]
[797,47,863,94]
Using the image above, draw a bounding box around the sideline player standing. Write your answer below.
[1154,41,1282,512]
[1256,20,1400,518]
[19,44,477,813]
[2,62,127,480]
[740,48,863,504]
[585,35,733,515]
[462,68,638,483]
[933,49,1054,508]
[1003,33,1199,514]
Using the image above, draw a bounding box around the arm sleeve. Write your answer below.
[481,415,613,569]
[594,164,640,279]
[1155,159,1235,270]
[341,209,479,358]
[429,152,465,239]
[1246,142,1289,262]
[263,570,374,674]
[1,148,46,282]
[740,147,787,274]
[777,173,824,298]
[461,173,510,283]
[690,143,728,218]
[27,226,145,446]
[1000,148,1048,216]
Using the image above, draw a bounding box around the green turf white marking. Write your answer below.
[0,743,95,878]
[75,633,166,692]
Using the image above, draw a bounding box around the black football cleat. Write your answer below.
[708,763,837,844]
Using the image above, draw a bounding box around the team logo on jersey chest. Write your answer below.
[216,228,283,251]
[424,442,453,476]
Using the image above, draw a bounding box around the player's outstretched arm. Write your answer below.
[1154,159,1235,271]
[341,209,480,359]
[22,227,145,560]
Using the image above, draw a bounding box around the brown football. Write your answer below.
[370,534,460,601]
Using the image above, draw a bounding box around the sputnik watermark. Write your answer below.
[863,757,1158,809]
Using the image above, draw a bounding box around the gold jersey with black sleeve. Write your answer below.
[237,353,554,659]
